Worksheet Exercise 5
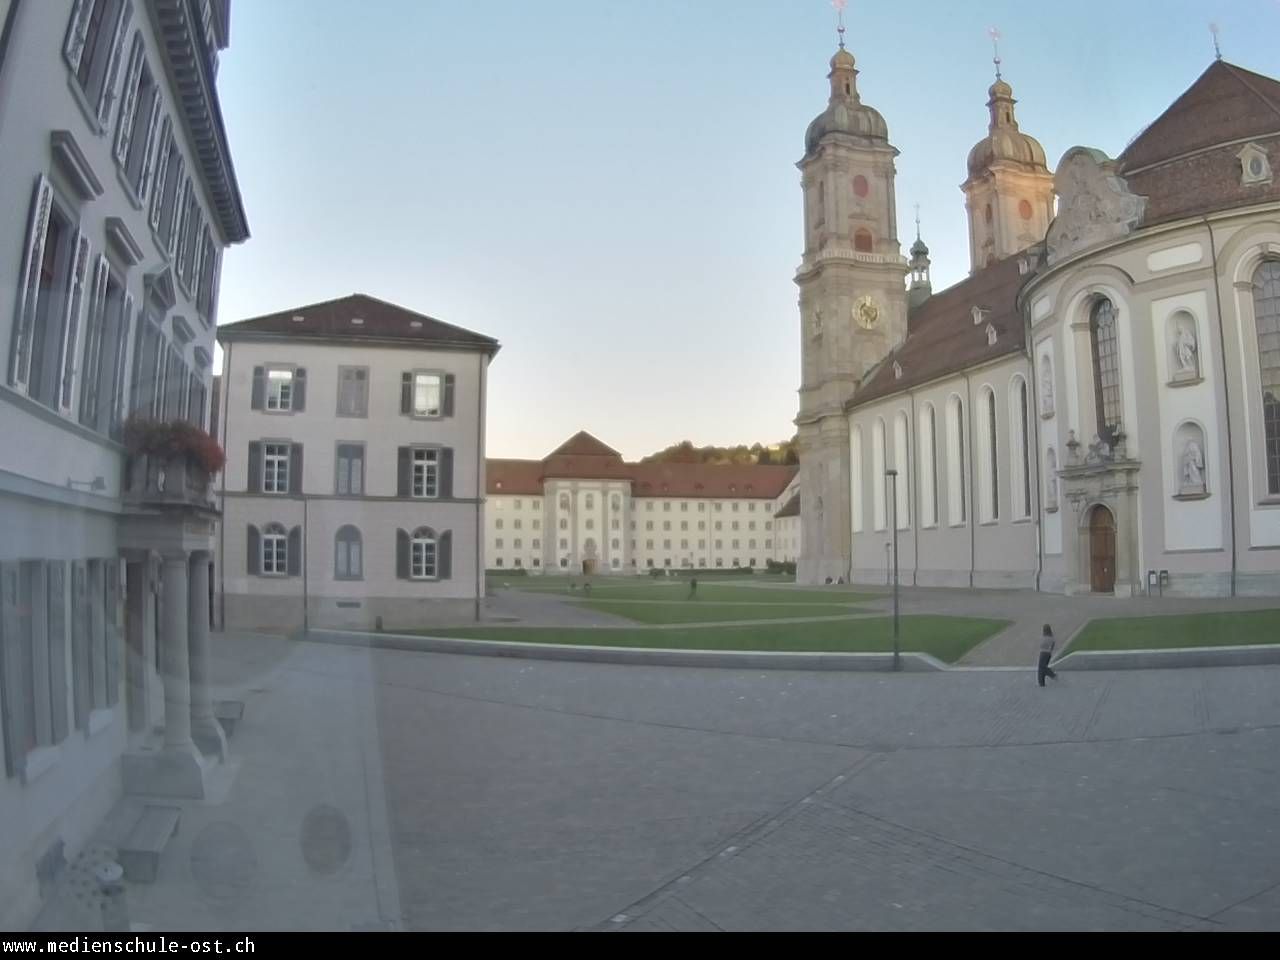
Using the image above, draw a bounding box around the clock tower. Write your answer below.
[794,39,909,584]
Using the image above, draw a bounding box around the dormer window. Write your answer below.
[893,361,903,380]
[351,317,365,326]
[972,305,988,326]
[986,323,998,346]
[1238,143,1272,186]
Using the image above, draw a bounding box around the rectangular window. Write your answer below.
[663,502,671,512]
[65,0,128,120]
[680,502,688,512]
[533,519,541,530]
[560,519,569,530]
[411,372,441,417]
[663,521,671,531]
[266,368,293,411]
[79,261,124,431]
[116,39,161,199]
[532,539,540,549]
[732,503,740,512]
[514,539,522,549]
[559,539,568,549]
[714,503,722,512]
[698,503,706,512]
[263,443,290,494]
[495,539,504,549]
[611,519,620,530]
[496,519,504,530]
[513,500,522,510]
[411,539,437,579]
[412,448,440,498]
[336,443,365,496]
[337,367,368,417]
[514,519,522,530]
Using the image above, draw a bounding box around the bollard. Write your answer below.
[95,861,129,932]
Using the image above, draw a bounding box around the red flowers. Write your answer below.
[123,416,226,475]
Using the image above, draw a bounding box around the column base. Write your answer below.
[122,743,213,800]
[191,716,227,762]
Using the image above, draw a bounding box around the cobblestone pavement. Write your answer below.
[369,647,1280,931]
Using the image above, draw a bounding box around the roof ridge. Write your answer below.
[1223,61,1280,126]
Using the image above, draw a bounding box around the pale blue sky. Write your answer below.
[213,0,1275,461]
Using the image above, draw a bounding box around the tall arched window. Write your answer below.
[872,418,886,530]
[919,404,938,526]
[981,387,1000,521]
[335,525,362,580]
[854,229,874,253]
[1010,377,1031,519]
[850,425,864,533]
[894,411,910,529]
[947,395,967,525]
[1253,261,1280,494]
[1090,297,1123,443]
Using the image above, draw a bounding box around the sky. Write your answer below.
[212,0,1278,462]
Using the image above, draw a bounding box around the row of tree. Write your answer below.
[641,439,800,466]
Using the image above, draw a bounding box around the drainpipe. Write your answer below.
[1203,217,1239,597]
[1025,293,1045,593]
[964,371,976,587]
[475,352,485,621]
[301,495,309,633]
[910,392,919,586]
[217,341,231,630]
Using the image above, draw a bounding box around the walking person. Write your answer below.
[1038,624,1059,686]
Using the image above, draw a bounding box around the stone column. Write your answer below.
[160,553,193,750]
[187,551,225,759]
[124,557,151,733]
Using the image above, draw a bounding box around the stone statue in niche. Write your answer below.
[1065,429,1082,465]
[1180,439,1206,494]
[1040,357,1055,415]
[811,306,824,341]
[1172,323,1199,379]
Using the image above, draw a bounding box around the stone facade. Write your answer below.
[795,44,1280,599]
[0,0,246,929]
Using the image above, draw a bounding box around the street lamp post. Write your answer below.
[886,469,900,671]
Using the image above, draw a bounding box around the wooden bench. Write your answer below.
[118,805,181,884]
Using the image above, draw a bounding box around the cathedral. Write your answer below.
[794,38,1280,597]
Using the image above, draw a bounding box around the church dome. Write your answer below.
[804,48,889,154]
[966,78,1049,179]
[967,130,1048,177]
[910,235,930,258]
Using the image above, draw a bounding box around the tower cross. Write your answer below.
[833,0,848,50]
[988,26,1003,80]
[1210,22,1223,61]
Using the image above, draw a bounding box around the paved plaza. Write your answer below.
[73,627,1280,933]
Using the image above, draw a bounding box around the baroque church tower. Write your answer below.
[961,65,1055,272]
[795,36,909,584]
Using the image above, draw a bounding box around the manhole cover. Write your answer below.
[301,804,352,875]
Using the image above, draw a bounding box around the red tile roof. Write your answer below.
[1117,61,1280,226]
[486,435,798,499]
[217,294,500,353]
[1120,61,1280,172]
[850,255,1027,409]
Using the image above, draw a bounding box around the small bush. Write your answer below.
[765,559,797,576]
[486,568,528,577]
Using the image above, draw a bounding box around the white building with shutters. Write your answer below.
[216,294,499,633]
[0,0,247,929]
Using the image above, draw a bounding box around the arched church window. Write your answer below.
[981,386,1000,522]
[947,395,967,526]
[1252,261,1280,493]
[854,229,873,253]
[850,424,864,533]
[872,418,886,531]
[1089,298,1123,445]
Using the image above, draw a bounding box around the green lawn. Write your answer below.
[579,600,868,624]
[1071,609,1280,652]
[422,615,1009,664]
[489,577,880,605]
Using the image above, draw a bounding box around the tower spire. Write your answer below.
[833,0,848,50]
[914,203,922,242]
[988,26,1002,80]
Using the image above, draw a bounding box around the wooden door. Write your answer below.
[1089,506,1116,593]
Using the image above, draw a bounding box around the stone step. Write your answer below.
[118,805,181,884]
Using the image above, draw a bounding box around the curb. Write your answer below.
[1054,644,1280,671]
[304,628,950,673]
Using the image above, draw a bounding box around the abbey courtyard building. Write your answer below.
[795,42,1280,598]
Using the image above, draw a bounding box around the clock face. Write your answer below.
[854,295,880,330]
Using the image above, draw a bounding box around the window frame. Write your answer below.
[334,525,363,581]
[262,442,291,495]
[261,523,288,576]
[336,365,369,418]
[411,447,441,499]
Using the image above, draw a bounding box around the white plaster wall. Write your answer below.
[1150,291,1223,551]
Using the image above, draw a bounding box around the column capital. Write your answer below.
[160,549,192,565]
